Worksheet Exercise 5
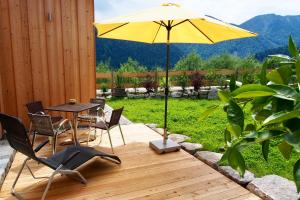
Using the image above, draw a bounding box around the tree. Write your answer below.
[174,50,203,71]
[118,57,146,73]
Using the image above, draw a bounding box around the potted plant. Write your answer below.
[141,76,156,96]
[112,72,127,97]
[191,72,204,98]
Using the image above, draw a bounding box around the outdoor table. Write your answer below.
[45,103,99,145]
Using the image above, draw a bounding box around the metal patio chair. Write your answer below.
[28,113,73,154]
[0,113,121,200]
[91,107,125,153]
[78,98,106,144]
[26,101,63,124]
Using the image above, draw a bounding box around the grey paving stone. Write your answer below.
[247,175,300,200]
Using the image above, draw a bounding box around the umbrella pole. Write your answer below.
[149,21,180,153]
[163,28,170,145]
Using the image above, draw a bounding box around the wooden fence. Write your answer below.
[96,69,258,90]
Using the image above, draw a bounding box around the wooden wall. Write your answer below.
[0,0,96,125]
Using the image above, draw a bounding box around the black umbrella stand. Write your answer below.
[149,20,181,154]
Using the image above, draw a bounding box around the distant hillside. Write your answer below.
[96,14,300,69]
[96,39,183,69]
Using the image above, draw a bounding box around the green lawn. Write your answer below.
[108,98,297,180]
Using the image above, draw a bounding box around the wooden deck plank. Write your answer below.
[0,124,260,200]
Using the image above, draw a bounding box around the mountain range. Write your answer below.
[95,14,300,69]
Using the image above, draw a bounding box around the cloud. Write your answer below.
[94,0,300,24]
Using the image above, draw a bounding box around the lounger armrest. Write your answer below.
[61,151,80,165]
[34,139,49,152]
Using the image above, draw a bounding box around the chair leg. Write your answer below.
[107,129,114,153]
[41,165,63,200]
[62,170,87,184]
[26,163,49,179]
[31,131,36,147]
[87,121,91,145]
[11,158,30,199]
[53,135,58,154]
[119,124,126,145]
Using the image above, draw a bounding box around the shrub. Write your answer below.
[203,36,300,191]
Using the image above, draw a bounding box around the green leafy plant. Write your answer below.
[203,36,300,190]
[115,72,125,88]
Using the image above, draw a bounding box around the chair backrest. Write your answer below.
[28,113,55,136]
[89,98,105,116]
[0,113,36,159]
[26,101,44,114]
[108,107,123,128]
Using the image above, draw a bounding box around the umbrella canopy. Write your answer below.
[95,3,257,44]
[94,3,257,152]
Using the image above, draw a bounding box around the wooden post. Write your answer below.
[111,71,115,92]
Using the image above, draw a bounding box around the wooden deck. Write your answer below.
[0,124,260,200]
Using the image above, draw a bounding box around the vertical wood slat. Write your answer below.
[87,0,96,98]
[8,0,33,124]
[0,0,95,126]
[0,0,18,116]
[77,0,89,103]
[27,0,50,106]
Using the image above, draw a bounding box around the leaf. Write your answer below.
[278,141,292,160]
[293,158,300,192]
[227,100,244,131]
[245,124,256,131]
[232,84,275,99]
[266,66,293,85]
[268,84,298,101]
[261,140,270,161]
[199,105,219,121]
[285,131,300,152]
[229,75,237,92]
[284,118,300,132]
[224,129,232,146]
[269,54,291,61]
[244,131,258,142]
[253,109,272,122]
[296,60,300,83]
[227,124,242,138]
[251,96,272,112]
[288,35,299,58]
[218,90,231,103]
[259,61,268,85]
[263,110,300,125]
[228,147,246,176]
[272,97,295,112]
[258,130,284,142]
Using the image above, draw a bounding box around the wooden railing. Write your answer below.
[96,69,258,89]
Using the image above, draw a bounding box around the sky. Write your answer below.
[94,0,300,24]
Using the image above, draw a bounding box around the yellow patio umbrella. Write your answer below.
[94,3,257,153]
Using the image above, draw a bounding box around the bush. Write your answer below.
[204,36,300,191]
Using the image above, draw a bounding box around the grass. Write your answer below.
[108,98,298,180]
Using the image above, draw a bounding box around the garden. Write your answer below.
[105,36,300,190]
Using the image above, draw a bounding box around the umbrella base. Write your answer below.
[149,139,181,154]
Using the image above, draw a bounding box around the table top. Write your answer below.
[45,103,99,113]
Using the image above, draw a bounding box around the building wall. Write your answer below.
[0,0,96,125]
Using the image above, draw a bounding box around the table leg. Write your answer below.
[73,112,79,145]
